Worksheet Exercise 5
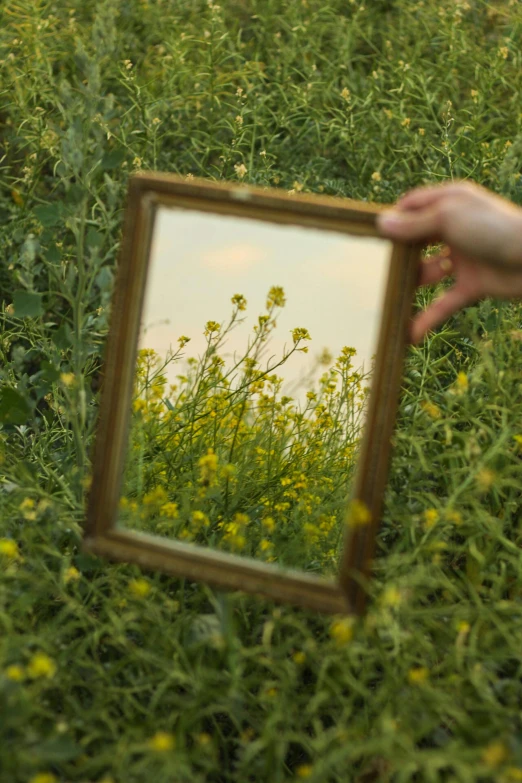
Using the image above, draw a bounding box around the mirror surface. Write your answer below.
[117,205,391,577]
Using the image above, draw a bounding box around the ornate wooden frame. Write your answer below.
[83,172,420,615]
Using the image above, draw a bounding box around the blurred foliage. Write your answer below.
[1,0,522,781]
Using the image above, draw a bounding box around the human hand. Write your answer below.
[376,181,522,343]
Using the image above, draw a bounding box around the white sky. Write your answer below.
[138,206,391,402]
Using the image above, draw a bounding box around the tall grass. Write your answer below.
[1,1,522,781]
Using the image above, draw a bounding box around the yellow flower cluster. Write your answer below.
[266,285,286,309]
[198,448,219,486]
[148,731,175,752]
[222,512,250,551]
[346,499,371,529]
[124,308,367,566]
[408,666,429,685]
[0,538,20,559]
[330,617,354,645]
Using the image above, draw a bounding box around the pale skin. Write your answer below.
[376,181,522,344]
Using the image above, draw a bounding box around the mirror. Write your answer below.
[84,173,420,615]
[117,205,390,578]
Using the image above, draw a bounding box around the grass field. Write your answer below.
[2,1,522,781]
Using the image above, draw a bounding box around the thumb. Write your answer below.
[410,284,475,344]
[377,205,443,243]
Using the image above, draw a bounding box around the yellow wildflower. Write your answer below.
[142,486,168,506]
[421,400,441,419]
[371,171,381,182]
[160,502,179,519]
[30,775,57,783]
[204,320,221,336]
[266,286,286,309]
[148,731,175,752]
[330,617,354,645]
[19,497,35,512]
[381,586,402,607]
[5,664,25,681]
[291,327,311,344]
[231,293,247,311]
[197,732,212,746]
[0,539,19,559]
[408,667,429,685]
[133,398,147,414]
[401,117,411,128]
[457,620,470,634]
[423,508,439,530]
[454,372,468,393]
[340,87,351,101]
[482,741,509,767]
[27,652,57,680]
[476,468,496,492]
[64,566,80,583]
[418,128,425,136]
[346,499,371,528]
[259,539,272,552]
[499,46,509,59]
[192,510,210,530]
[198,448,219,485]
[60,372,75,387]
[262,516,275,533]
[297,765,313,778]
[129,578,151,598]
[293,651,306,665]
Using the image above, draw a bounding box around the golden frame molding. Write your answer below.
[84,173,420,616]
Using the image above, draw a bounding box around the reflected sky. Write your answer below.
[139,206,391,399]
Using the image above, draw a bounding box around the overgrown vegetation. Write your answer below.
[2,0,522,781]
[122,292,369,572]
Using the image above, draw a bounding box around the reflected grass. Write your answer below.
[119,287,371,574]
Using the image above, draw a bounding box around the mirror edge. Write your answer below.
[84,172,419,617]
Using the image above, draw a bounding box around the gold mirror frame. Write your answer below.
[83,173,420,616]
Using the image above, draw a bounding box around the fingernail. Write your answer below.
[377,210,405,231]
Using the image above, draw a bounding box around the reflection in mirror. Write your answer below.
[117,207,391,577]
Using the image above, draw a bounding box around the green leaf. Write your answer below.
[95,266,113,291]
[101,148,126,170]
[34,203,63,227]
[32,361,61,399]
[51,323,72,350]
[45,245,61,263]
[0,387,31,425]
[12,291,43,318]
[86,227,103,249]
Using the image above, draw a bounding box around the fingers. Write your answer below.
[377,204,443,242]
[397,180,476,210]
[410,284,474,344]
[418,252,453,286]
